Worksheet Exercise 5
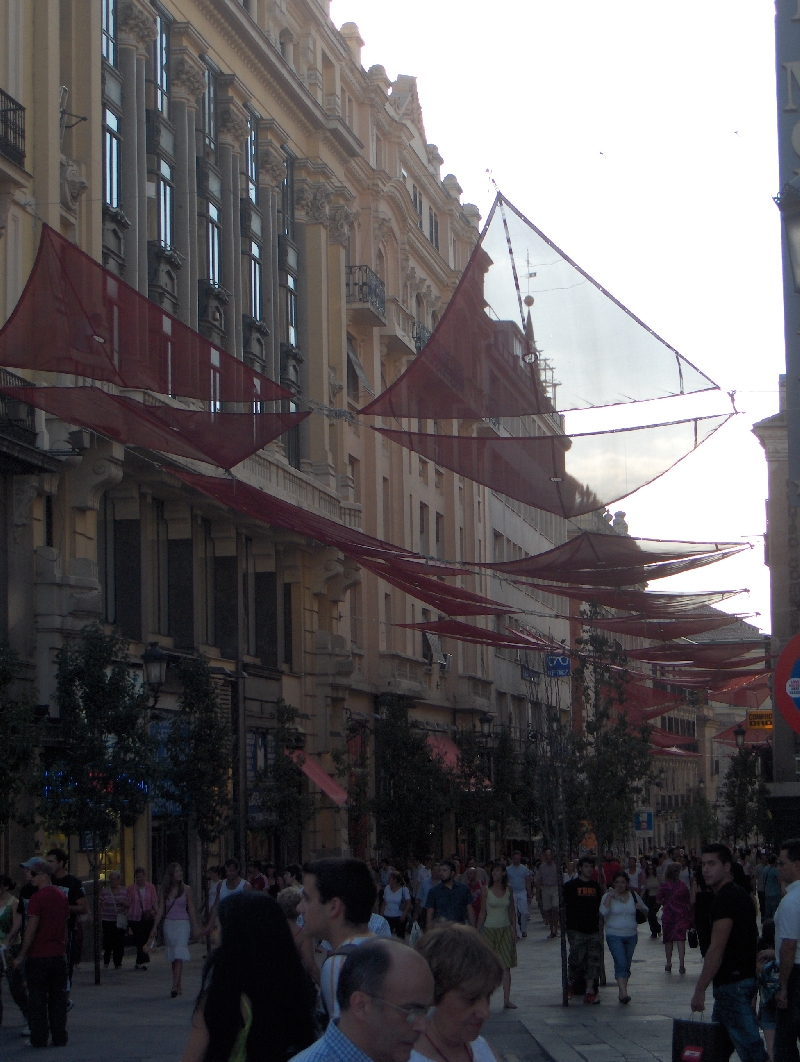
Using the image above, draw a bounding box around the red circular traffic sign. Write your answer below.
[774,632,800,735]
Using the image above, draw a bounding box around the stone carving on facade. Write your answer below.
[328,203,355,246]
[199,281,230,347]
[217,106,250,148]
[102,205,130,277]
[70,443,125,511]
[294,181,331,225]
[171,57,207,102]
[147,243,184,315]
[373,214,393,250]
[258,142,286,189]
[116,1,157,51]
[60,157,88,214]
[280,343,304,395]
[328,368,343,405]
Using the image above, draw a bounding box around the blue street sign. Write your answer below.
[545,654,570,678]
[634,809,654,836]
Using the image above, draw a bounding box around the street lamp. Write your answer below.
[734,723,746,750]
[141,642,169,707]
[775,176,800,292]
[479,712,493,739]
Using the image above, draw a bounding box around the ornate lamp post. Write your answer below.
[141,642,169,708]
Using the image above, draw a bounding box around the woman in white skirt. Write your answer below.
[148,863,200,997]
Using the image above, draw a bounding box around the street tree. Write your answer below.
[0,643,41,827]
[372,696,451,858]
[37,624,154,985]
[160,654,232,891]
[719,748,771,846]
[680,785,719,849]
[249,699,316,863]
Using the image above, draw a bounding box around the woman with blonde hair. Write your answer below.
[148,863,201,997]
[414,923,503,1062]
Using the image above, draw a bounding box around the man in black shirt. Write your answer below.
[46,849,87,991]
[691,843,767,1062]
[563,856,603,1005]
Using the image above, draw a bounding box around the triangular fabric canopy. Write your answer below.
[398,618,561,651]
[289,751,348,807]
[521,583,744,617]
[0,385,308,469]
[0,225,291,404]
[585,613,745,640]
[376,416,729,518]
[713,719,772,747]
[168,470,511,616]
[624,642,767,665]
[361,195,717,419]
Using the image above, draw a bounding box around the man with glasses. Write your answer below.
[759,839,800,1062]
[292,939,435,1062]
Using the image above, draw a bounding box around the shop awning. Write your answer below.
[291,751,348,807]
[426,734,460,771]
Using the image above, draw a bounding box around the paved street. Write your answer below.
[0,912,712,1062]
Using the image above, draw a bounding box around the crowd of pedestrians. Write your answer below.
[0,839,798,1062]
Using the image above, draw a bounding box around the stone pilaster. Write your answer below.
[217,77,250,361]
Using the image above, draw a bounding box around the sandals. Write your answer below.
[665,964,672,972]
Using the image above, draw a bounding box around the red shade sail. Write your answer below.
[485,531,746,585]
[376,416,729,518]
[168,470,512,616]
[0,225,291,404]
[397,619,560,650]
[586,613,745,640]
[290,751,348,807]
[1,385,308,469]
[713,719,772,747]
[521,583,744,617]
[361,195,717,418]
[616,681,682,710]
[624,642,767,665]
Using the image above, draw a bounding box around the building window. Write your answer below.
[101,0,116,66]
[428,207,439,250]
[285,273,297,346]
[153,15,169,116]
[206,201,221,285]
[244,120,258,204]
[202,67,217,158]
[249,240,262,320]
[152,157,174,247]
[103,108,121,209]
[280,150,295,239]
[412,184,423,229]
[419,502,429,556]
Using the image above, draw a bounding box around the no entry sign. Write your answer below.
[774,632,800,735]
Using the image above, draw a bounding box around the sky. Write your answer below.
[331,0,783,633]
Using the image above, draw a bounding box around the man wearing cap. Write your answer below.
[13,858,69,1048]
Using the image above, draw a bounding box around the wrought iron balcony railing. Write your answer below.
[0,368,37,445]
[345,264,386,321]
[0,88,25,168]
[413,322,431,352]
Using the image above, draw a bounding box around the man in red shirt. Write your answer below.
[13,857,69,1048]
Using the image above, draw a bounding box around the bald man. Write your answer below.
[293,938,435,1062]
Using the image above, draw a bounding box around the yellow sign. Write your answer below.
[747,710,773,731]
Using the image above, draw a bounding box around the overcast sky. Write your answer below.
[332,0,782,633]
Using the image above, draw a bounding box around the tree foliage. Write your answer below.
[161,653,232,862]
[680,785,720,849]
[249,699,317,860]
[372,697,451,858]
[452,724,519,852]
[38,624,154,848]
[573,620,655,853]
[0,643,41,825]
[719,748,771,846]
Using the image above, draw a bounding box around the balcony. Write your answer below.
[380,297,416,356]
[413,322,431,352]
[0,368,37,446]
[346,264,386,326]
[0,88,25,169]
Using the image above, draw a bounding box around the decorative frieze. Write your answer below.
[60,157,88,215]
[116,0,157,53]
[329,203,355,246]
[294,181,331,225]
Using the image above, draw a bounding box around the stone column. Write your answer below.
[217,84,250,360]
[116,4,155,293]
[169,35,206,327]
[257,137,287,388]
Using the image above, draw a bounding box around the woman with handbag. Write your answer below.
[656,862,692,974]
[600,870,649,1004]
[99,870,129,970]
[148,863,201,998]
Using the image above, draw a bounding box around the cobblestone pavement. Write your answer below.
[0,912,716,1062]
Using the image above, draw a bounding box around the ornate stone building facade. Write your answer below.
[0,0,576,879]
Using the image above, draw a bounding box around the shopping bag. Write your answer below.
[408,921,422,946]
[671,1015,729,1062]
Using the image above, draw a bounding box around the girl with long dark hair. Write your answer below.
[180,891,317,1062]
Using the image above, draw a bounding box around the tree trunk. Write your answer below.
[92,839,101,986]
